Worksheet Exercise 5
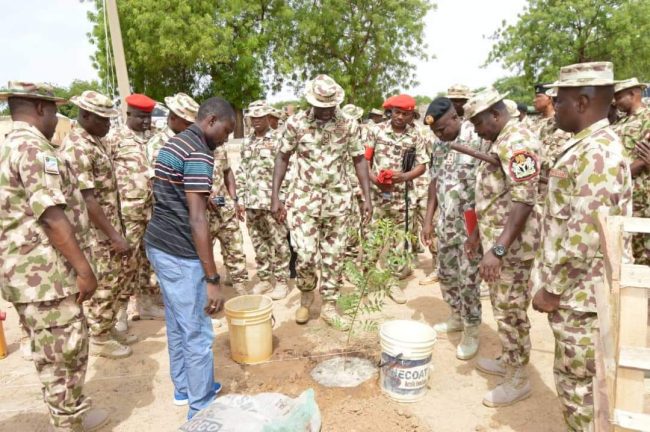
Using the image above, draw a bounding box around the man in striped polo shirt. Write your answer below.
[144,97,235,419]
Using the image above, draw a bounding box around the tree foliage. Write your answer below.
[486,0,650,88]
[492,76,531,105]
[87,0,433,114]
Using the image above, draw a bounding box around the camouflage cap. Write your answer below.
[0,81,66,104]
[369,108,384,116]
[164,92,199,123]
[447,84,472,100]
[463,87,508,120]
[341,104,364,120]
[504,99,519,118]
[305,74,345,108]
[614,77,648,94]
[549,61,614,88]
[545,88,557,98]
[268,107,283,119]
[70,90,118,118]
[246,100,273,118]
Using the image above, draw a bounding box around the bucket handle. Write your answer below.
[378,352,403,369]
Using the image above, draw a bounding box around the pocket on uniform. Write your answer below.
[553,329,596,379]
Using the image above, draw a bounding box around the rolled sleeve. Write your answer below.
[20,150,67,219]
[183,151,213,193]
[347,121,364,157]
[279,120,298,154]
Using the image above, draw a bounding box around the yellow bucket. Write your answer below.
[224,295,274,364]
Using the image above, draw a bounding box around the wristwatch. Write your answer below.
[492,244,506,259]
[232,195,239,202]
[205,274,221,284]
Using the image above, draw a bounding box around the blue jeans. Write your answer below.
[145,245,215,419]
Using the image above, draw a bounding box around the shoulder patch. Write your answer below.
[508,150,539,182]
[43,155,60,175]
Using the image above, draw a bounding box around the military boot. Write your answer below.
[388,284,407,304]
[110,328,138,345]
[252,280,273,295]
[82,408,109,431]
[295,291,314,324]
[419,270,439,285]
[482,365,531,407]
[476,356,506,376]
[269,282,289,300]
[114,303,128,333]
[456,324,480,360]
[433,312,463,333]
[91,334,132,359]
[320,301,350,331]
[137,295,165,320]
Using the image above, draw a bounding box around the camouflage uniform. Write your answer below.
[209,146,248,284]
[538,119,633,430]
[475,118,541,368]
[146,125,175,177]
[0,121,93,428]
[344,121,371,262]
[280,108,364,300]
[367,121,428,275]
[430,121,483,325]
[613,107,650,265]
[60,125,126,337]
[237,129,290,282]
[413,125,437,257]
[106,124,156,303]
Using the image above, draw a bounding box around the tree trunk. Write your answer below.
[234,109,244,139]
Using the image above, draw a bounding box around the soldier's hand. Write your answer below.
[361,200,373,225]
[636,140,650,165]
[207,194,219,213]
[110,234,131,255]
[271,198,287,224]
[76,271,98,304]
[235,203,245,221]
[204,282,224,315]
[464,236,479,260]
[391,172,406,184]
[421,222,433,246]
[479,250,502,282]
[532,288,561,313]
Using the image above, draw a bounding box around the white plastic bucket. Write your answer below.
[379,320,437,402]
[224,295,274,364]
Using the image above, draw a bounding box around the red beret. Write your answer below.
[125,93,156,112]
[384,94,416,111]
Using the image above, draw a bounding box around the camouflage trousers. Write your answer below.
[413,191,438,258]
[86,241,129,336]
[437,240,482,326]
[344,195,365,262]
[209,207,248,284]
[16,295,91,429]
[371,202,413,278]
[548,308,597,432]
[246,209,290,282]
[119,218,159,303]
[289,212,348,301]
[487,259,532,367]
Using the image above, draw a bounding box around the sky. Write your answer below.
[0,0,527,102]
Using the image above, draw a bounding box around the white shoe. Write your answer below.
[432,313,463,333]
[477,357,506,376]
[483,366,531,407]
[269,282,289,300]
[252,280,273,295]
[114,305,128,333]
[456,325,480,360]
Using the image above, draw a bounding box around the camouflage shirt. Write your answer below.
[237,129,281,210]
[475,119,541,261]
[538,119,632,311]
[60,126,123,243]
[0,122,91,303]
[146,125,175,179]
[613,106,650,217]
[211,145,231,197]
[413,125,434,199]
[106,124,152,222]
[430,121,483,245]
[279,108,364,217]
[367,121,428,209]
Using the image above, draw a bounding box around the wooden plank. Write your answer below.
[622,216,650,234]
[620,264,650,289]
[597,213,624,290]
[613,409,650,431]
[106,0,131,120]
[619,347,650,371]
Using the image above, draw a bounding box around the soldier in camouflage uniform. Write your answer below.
[237,101,290,299]
[0,82,108,431]
[464,88,541,407]
[106,94,165,329]
[612,77,650,265]
[146,92,199,173]
[366,94,428,304]
[421,97,483,361]
[532,62,633,431]
[60,91,137,360]
[271,75,373,328]
[528,83,556,136]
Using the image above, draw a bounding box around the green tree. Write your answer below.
[492,76,531,105]
[276,0,433,111]
[486,0,650,88]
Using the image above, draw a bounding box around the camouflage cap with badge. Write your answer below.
[447,84,472,100]
[70,90,118,118]
[0,81,67,104]
[304,74,345,108]
[164,92,199,123]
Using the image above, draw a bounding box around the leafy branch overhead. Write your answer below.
[87,0,434,110]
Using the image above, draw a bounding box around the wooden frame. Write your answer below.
[595,215,650,432]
